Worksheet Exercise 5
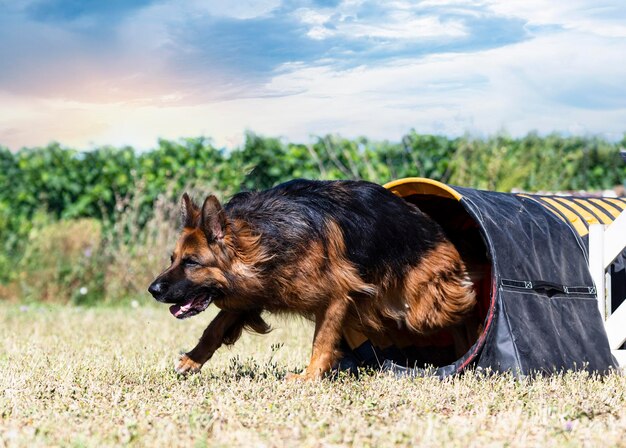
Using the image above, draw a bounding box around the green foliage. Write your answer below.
[3,132,623,229]
[12,218,104,304]
[449,133,626,192]
[1,131,625,302]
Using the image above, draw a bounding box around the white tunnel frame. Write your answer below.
[588,210,626,368]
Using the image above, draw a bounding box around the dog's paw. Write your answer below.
[175,353,202,375]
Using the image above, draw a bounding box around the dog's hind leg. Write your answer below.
[287,296,351,381]
[402,242,477,335]
[176,310,270,375]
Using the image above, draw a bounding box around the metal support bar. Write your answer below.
[606,303,626,349]
[605,271,612,319]
[588,224,606,319]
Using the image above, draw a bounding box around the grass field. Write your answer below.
[1,303,625,447]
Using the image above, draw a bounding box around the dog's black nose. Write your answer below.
[148,281,167,298]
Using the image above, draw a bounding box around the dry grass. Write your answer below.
[1,303,625,447]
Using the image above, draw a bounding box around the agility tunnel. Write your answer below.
[338,177,625,376]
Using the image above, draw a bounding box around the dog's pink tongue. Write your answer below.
[169,302,192,317]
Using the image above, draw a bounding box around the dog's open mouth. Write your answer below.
[169,295,212,319]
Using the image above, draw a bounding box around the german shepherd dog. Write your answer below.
[148,179,476,380]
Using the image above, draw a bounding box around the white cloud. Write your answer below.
[295,2,468,41]
[220,30,626,143]
[486,0,626,37]
[339,15,468,39]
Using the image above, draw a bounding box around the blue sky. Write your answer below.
[0,0,625,149]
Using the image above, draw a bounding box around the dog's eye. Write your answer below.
[170,255,175,264]
[183,258,200,267]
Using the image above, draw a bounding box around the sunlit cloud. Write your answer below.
[0,0,624,150]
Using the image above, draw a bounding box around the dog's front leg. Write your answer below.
[289,296,350,381]
[176,310,245,375]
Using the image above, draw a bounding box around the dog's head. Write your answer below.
[148,193,233,319]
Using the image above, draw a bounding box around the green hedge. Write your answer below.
[1,131,625,285]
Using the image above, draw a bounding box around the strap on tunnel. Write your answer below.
[500,278,596,296]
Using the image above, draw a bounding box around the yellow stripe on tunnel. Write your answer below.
[552,197,603,226]
[589,199,622,219]
[538,197,589,236]
[604,198,626,211]
[572,199,614,224]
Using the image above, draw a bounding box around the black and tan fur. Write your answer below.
[148,179,476,379]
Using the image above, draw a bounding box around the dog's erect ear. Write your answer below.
[201,195,227,241]
[180,193,199,228]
